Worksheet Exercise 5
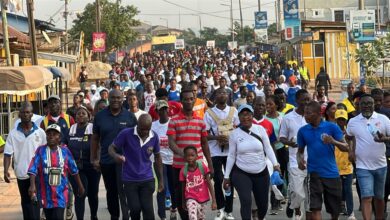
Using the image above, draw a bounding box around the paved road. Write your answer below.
[0,175,368,220]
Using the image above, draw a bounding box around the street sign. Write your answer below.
[175,39,185,49]
[350,10,376,42]
[206,40,215,48]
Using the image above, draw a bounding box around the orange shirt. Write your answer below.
[193,98,207,119]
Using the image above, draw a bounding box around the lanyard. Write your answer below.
[45,146,64,174]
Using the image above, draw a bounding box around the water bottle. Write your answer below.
[224,187,231,197]
[31,193,38,206]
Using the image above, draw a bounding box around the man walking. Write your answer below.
[91,89,137,220]
[204,88,239,220]
[109,114,163,220]
[168,88,214,220]
[346,94,390,220]
[3,102,47,220]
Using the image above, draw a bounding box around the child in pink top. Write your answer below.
[179,146,217,220]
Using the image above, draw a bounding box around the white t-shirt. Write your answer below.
[4,125,47,179]
[279,109,307,168]
[204,106,239,157]
[144,91,156,112]
[254,87,265,97]
[346,112,390,170]
[132,109,147,120]
[151,119,173,165]
[224,124,278,178]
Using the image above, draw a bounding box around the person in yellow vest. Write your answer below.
[334,110,355,219]
[341,83,356,115]
[189,82,207,119]
[299,61,310,89]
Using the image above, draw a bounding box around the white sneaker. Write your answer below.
[214,209,225,220]
[347,214,356,220]
[225,212,234,220]
[294,215,302,220]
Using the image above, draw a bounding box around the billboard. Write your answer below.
[175,39,185,49]
[283,0,299,20]
[206,40,215,48]
[284,19,301,40]
[92,32,106,52]
[350,10,376,42]
[254,29,268,43]
[254,11,268,29]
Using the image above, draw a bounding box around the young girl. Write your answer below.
[179,146,217,220]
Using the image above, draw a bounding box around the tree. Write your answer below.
[233,21,254,45]
[267,23,277,36]
[70,0,140,53]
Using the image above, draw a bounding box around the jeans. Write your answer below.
[356,167,387,199]
[157,164,175,218]
[384,158,390,211]
[212,156,234,213]
[69,167,101,220]
[43,207,65,220]
[173,167,189,220]
[17,178,40,220]
[100,163,120,220]
[341,174,354,216]
[124,179,155,220]
[232,166,270,220]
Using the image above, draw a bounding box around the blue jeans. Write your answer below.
[356,167,387,199]
[157,164,174,218]
[341,174,354,215]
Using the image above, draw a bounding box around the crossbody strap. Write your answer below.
[239,126,264,148]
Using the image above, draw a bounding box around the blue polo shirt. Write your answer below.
[113,127,160,182]
[93,108,137,164]
[168,90,180,101]
[297,121,344,178]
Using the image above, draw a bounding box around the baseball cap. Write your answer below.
[155,100,169,110]
[335,109,348,120]
[90,84,97,90]
[100,88,109,94]
[48,94,60,102]
[77,92,85,97]
[237,104,254,114]
[46,124,61,133]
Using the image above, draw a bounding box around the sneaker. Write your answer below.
[278,204,283,211]
[285,201,294,218]
[40,210,46,220]
[347,214,356,220]
[169,210,177,220]
[225,212,235,220]
[270,209,278,215]
[165,198,172,209]
[66,207,74,220]
[294,215,302,220]
[214,209,225,220]
[252,209,259,220]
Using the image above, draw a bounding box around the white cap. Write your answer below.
[46,124,61,133]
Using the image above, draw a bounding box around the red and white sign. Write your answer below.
[92,32,106,52]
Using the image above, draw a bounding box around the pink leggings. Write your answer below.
[186,199,206,220]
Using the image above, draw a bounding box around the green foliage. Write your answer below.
[70,0,140,52]
[267,23,277,36]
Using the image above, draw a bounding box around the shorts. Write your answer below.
[307,172,341,215]
[356,167,387,199]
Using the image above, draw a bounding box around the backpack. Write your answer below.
[183,160,205,178]
[206,107,235,137]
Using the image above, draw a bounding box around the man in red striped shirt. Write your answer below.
[168,88,214,220]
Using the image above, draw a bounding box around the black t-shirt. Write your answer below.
[316,72,330,87]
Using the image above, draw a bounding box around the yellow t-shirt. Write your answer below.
[342,98,356,113]
[282,103,295,114]
[335,147,353,175]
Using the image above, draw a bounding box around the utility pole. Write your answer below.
[376,0,380,32]
[1,0,11,66]
[258,0,261,11]
[230,0,234,43]
[179,10,181,30]
[27,0,38,65]
[96,0,101,61]
[64,0,69,54]
[238,0,244,44]
[275,1,279,32]
[359,0,365,10]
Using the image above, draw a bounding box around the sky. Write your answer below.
[27,0,277,33]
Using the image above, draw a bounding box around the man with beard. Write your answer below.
[91,89,137,220]
[346,94,390,220]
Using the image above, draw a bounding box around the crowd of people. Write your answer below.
[2,47,390,220]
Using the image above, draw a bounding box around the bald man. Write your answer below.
[91,89,137,220]
[109,114,163,220]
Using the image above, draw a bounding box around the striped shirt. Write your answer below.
[167,111,207,168]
